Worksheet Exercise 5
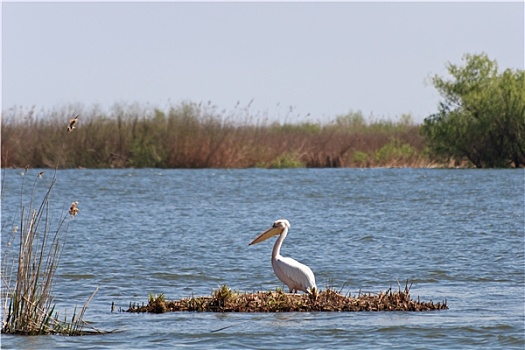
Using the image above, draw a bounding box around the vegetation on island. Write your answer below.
[127,282,447,313]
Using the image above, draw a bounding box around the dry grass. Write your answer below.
[127,282,447,313]
[1,118,100,335]
[1,104,447,169]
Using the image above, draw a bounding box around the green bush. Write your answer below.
[352,151,369,167]
[421,53,525,168]
[374,139,415,163]
[268,153,306,169]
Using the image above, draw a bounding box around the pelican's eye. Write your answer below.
[272,222,278,228]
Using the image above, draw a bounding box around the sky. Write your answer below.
[2,1,524,124]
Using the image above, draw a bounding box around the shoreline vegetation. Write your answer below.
[5,54,522,169]
[126,283,448,314]
[2,103,453,169]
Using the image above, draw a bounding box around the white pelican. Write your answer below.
[249,219,317,294]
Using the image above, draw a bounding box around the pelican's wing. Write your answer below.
[276,256,316,292]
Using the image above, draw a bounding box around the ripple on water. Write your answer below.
[1,168,523,349]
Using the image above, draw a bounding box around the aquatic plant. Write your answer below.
[1,118,99,335]
[148,293,167,314]
[126,281,447,313]
[1,171,93,334]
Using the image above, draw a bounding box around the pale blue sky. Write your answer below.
[2,1,524,123]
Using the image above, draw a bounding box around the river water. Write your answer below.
[1,168,523,349]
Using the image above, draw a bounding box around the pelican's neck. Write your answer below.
[272,227,288,260]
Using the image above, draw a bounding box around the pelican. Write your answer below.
[249,219,316,294]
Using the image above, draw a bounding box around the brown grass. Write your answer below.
[1,170,100,335]
[1,104,446,169]
[1,116,100,335]
[126,283,448,313]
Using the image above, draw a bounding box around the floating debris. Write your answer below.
[126,283,447,314]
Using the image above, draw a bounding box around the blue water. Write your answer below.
[1,168,524,349]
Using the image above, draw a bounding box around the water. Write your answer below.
[1,168,523,349]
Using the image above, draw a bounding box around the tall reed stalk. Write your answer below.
[1,116,98,335]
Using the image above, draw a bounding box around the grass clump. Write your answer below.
[1,171,97,335]
[266,153,306,169]
[353,151,369,167]
[1,117,101,336]
[126,281,447,313]
[373,138,417,166]
[148,293,167,314]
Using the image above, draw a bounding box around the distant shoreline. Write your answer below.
[2,104,461,169]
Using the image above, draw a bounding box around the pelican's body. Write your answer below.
[249,219,316,293]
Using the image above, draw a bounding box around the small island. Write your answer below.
[126,283,448,314]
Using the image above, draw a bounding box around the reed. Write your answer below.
[1,104,443,169]
[1,171,85,334]
[1,116,99,335]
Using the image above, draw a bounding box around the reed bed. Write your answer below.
[2,103,439,169]
[127,282,447,313]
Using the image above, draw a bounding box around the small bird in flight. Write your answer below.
[67,115,79,132]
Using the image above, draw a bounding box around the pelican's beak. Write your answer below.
[249,225,282,245]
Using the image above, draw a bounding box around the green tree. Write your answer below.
[422,53,525,168]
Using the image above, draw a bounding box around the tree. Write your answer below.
[421,53,525,168]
